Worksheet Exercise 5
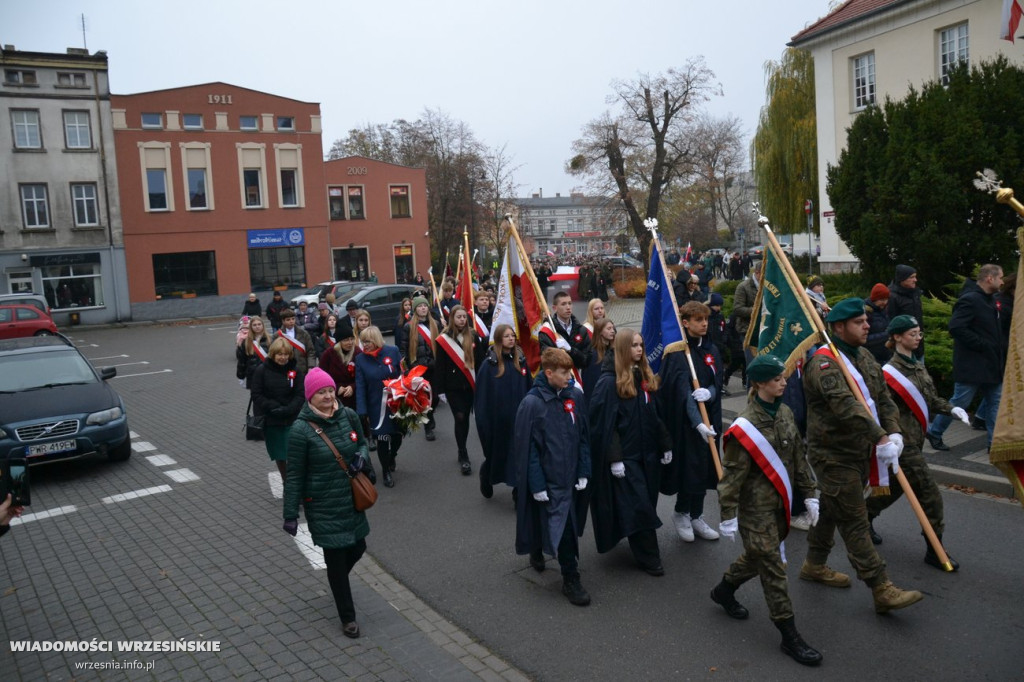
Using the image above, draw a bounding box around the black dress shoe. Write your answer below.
[970,417,987,431]
[342,621,360,639]
[460,460,472,476]
[425,429,436,441]
[383,472,394,488]
[641,563,665,577]
[925,548,960,571]
[529,549,545,572]
[869,520,883,545]
[479,473,493,499]
[926,433,950,451]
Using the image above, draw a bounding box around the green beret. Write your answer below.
[825,297,866,323]
[412,296,430,309]
[887,314,919,336]
[747,354,787,382]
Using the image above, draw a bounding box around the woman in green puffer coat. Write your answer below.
[283,367,373,639]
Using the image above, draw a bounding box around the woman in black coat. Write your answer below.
[354,326,404,488]
[474,324,530,499]
[434,306,479,476]
[588,329,672,575]
[236,316,271,388]
[401,296,439,441]
[252,337,306,481]
[582,318,615,393]
[242,293,262,318]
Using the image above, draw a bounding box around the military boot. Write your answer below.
[561,573,591,607]
[799,560,851,588]
[924,535,959,572]
[872,581,923,614]
[775,617,822,666]
[710,579,749,620]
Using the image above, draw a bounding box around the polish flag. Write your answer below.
[1003,0,1023,42]
[493,236,545,373]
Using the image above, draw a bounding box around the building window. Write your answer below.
[12,109,41,149]
[348,187,364,219]
[240,115,258,131]
[328,187,345,220]
[153,251,219,298]
[56,72,88,88]
[187,169,208,209]
[71,183,99,226]
[182,113,203,130]
[146,169,169,210]
[277,116,295,131]
[853,53,876,110]
[43,263,104,310]
[249,246,306,290]
[20,184,49,228]
[244,169,262,207]
[141,112,162,129]
[390,185,411,218]
[237,143,268,209]
[4,69,37,85]
[63,110,92,149]
[939,23,969,85]
[280,169,298,207]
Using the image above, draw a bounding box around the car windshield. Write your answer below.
[0,351,97,392]
[302,284,326,296]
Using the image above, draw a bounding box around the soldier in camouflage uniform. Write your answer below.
[801,298,924,614]
[866,315,968,570]
[712,355,822,666]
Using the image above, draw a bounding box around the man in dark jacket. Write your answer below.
[538,291,592,378]
[266,291,289,333]
[926,264,1006,451]
[886,264,925,360]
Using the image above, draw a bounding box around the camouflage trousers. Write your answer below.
[865,449,944,536]
[724,509,793,622]
[806,460,888,588]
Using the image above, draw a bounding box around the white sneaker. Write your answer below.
[673,512,694,542]
[691,516,720,541]
[790,511,812,532]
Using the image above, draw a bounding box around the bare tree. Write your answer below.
[567,57,722,267]
[478,143,522,263]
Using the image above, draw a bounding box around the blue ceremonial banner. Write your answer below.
[641,239,683,373]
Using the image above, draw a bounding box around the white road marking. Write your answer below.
[10,505,77,525]
[164,468,199,483]
[101,485,172,504]
[205,325,239,331]
[130,430,140,439]
[294,524,326,570]
[109,361,150,367]
[112,369,173,378]
[88,354,129,361]
[268,472,283,499]
[132,441,157,452]
[146,454,176,467]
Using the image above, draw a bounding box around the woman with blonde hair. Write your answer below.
[399,296,439,440]
[582,298,606,338]
[587,328,672,575]
[434,305,479,475]
[237,316,272,388]
[355,326,404,487]
[252,337,305,481]
[353,309,372,346]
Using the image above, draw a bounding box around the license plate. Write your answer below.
[27,440,77,456]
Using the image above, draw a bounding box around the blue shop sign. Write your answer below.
[247,228,305,248]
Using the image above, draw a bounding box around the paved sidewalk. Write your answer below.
[605,296,1015,499]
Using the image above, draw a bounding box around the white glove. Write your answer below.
[804,498,820,527]
[876,440,900,473]
[610,462,626,478]
[888,433,904,458]
[438,393,448,404]
[696,423,717,439]
[719,517,738,541]
[661,450,673,465]
[555,337,571,351]
[691,387,711,402]
[575,477,588,491]
[239,378,247,387]
[532,490,550,502]
[951,407,970,425]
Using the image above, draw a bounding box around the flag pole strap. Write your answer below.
[646,219,723,480]
[757,211,952,570]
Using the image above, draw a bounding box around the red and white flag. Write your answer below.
[684,242,693,261]
[492,234,545,373]
[1003,0,1022,42]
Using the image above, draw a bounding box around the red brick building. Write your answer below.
[323,156,430,284]
[112,83,330,309]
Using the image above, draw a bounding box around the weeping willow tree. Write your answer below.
[751,48,817,233]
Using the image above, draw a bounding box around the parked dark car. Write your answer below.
[601,255,643,269]
[340,284,419,335]
[0,335,130,465]
[0,304,58,339]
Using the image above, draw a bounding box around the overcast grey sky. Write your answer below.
[4,0,831,197]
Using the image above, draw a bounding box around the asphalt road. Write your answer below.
[1,318,1021,680]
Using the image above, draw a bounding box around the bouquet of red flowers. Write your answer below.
[383,365,433,433]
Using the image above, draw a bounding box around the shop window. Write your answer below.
[332,247,368,281]
[42,263,104,310]
[7,271,34,295]
[152,251,218,298]
[390,185,411,218]
[248,246,306,291]
[393,244,414,283]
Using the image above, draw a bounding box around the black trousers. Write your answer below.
[376,433,402,473]
[323,538,366,623]
[674,492,706,517]
[447,388,474,458]
[557,524,580,576]
[628,528,661,568]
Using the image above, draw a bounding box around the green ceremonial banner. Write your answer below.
[743,243,822,377]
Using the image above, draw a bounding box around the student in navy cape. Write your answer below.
[658,300,723,544]
[474,324,531,499]
[513,348,593,606]
[587,329,673,575]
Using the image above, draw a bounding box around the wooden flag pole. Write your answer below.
[646,219,723,479]
[756,210,953,571]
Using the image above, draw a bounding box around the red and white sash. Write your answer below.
[252,339,268,362]
[416,323,433,348]
[726,417,793,526]
[540,321,584,392]
[474,312,489,340]
[277,329,306,354]
[815,346,889,490]
[582,322,594,340]
[883,363,929,432]
[436,333,476,389]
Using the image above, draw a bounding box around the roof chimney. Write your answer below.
[555,193,561,198]
[539,188,543,198]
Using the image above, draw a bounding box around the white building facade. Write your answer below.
[516,192,627,256]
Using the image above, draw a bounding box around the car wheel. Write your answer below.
[108,436,132,462]
[34,330,54,336]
